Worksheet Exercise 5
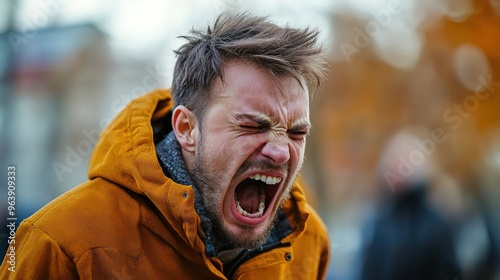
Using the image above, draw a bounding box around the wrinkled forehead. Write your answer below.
[209,60,310,124]
[212,60,310,103]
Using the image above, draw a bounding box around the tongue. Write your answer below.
[235,183,261,213]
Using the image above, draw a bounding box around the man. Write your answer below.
[1,13,330,279]
[360,131,460,280]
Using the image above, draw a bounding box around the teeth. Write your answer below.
[248,174,282,185]
[258,189,265,212]
[236,187,266,218]
[236,173,281,218]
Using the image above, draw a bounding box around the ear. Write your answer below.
[172,105,198,153]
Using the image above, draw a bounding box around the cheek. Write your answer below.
[291,140,306,160]
[200,131,231,155]
[234,134,269,155]
[239,136,263,151]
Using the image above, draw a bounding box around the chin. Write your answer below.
[221,216,276,249]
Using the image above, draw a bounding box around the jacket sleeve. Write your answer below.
[0,221,78,279]
[317,233,331,280]
[308,205,331,280]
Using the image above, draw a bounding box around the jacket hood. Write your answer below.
[88,89,173,195]
[87,89,310,253]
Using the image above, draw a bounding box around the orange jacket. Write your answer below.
[0,89,330,279]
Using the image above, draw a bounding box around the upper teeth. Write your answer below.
[248,174,282,185]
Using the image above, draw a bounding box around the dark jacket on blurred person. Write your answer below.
[0,90,330,279]
[360,183,460,280]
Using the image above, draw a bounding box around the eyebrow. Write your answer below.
[289,122,311,132]
[234,113,311,131]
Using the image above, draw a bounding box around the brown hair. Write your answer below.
[171,12,328,122]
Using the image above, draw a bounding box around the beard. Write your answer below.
[188,140,296,251]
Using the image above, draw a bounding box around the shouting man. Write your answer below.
[1,13,330,279]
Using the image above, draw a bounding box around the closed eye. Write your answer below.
[287,130,309,140]
[240,124,262,129]
[288,130,308,135]
[239,120,271,131]
[287,123,310,138]
[234,113,272,131]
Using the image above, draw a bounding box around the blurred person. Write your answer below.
[0,13,330,279]
[359,130,460,280]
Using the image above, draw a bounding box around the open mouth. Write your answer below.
[234,174,281,220]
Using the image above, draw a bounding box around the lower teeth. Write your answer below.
[236,188,266,218]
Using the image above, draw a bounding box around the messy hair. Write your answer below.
[171,12,328,122]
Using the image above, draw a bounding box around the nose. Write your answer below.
[261,140,290,165]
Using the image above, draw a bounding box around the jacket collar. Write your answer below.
[156,131,217,255]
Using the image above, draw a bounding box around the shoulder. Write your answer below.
[24,179,143,260]
[285,203,331,278]
[303,204,330,247]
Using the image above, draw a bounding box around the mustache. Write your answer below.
[235,159,288,178]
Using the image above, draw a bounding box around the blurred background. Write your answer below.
[1,0,499,279]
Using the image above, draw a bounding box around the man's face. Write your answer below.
[189,60,310,249]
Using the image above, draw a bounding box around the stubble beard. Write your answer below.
[189,151,299,251]
[190,155,277,251]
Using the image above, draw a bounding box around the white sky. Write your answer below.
[4,0,483,70]
[8,0,394,52]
